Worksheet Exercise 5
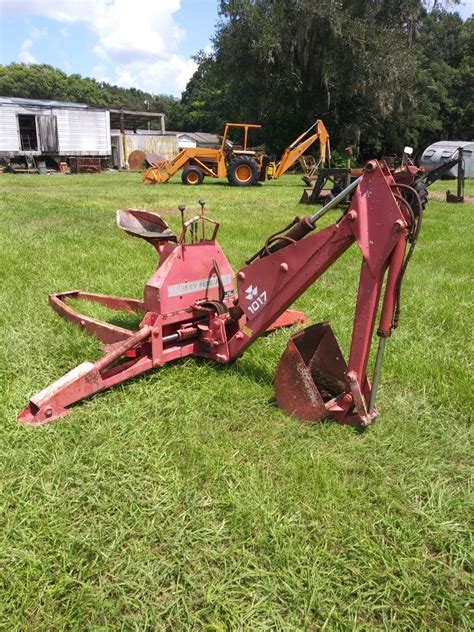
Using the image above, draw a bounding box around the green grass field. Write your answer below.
[0,172,472,630]
[429,177,474,198]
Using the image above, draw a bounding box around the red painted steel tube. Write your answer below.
[18,326,153,425]
[95,326,152,371]
[49,291,144,345]
[377,234,407,337]
[346,261,386,388]
[228,219,355,360]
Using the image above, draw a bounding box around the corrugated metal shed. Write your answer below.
[0,96,111,157]
[421,140,474,178]
[110,129,178,167]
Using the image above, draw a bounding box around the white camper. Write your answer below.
[421,141,474,178]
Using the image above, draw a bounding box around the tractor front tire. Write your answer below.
[227,156,260,186]
[182,166,204,185]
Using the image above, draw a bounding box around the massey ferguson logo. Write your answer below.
[245,285,267,315]
[245,285,258,301]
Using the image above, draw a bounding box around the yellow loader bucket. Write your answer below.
[142,164,171,184]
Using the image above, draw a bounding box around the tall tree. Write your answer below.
[183,0,468,155]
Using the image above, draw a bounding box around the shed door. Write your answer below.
[37,114,59,152]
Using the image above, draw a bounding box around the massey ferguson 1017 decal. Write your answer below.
[245,285,267,315]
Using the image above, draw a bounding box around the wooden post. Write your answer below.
[120,111,127,169]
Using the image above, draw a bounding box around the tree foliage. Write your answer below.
[184,1,472,155]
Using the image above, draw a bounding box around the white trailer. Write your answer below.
[0,96,111,158]
[421,140,474,178]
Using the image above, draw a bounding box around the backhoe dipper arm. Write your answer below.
[273,119,330,179]
[227,161,410,425]
[423,156,461,186]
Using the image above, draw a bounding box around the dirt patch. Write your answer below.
[429,191,474,204]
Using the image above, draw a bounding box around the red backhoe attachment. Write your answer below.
[19,162,424,427]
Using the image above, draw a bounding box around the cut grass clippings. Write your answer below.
[0,172,472,629]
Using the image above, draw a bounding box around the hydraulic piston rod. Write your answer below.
[309,176,362,223]
[368,337,387,415]
[250,176,364,261]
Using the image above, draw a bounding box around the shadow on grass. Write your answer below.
[64,299,144,332]
[45,312,363,435]
[157,180,265,188]
[155,179,305,189]
[41,351,366,436]
[107,314,143,330]
[264,396,367,434]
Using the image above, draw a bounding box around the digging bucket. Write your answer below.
[274,322,348,423]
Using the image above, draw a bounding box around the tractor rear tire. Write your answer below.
[182,166,204,185]
[227,156,260,187]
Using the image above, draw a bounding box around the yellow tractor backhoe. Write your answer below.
[142,120,329,187]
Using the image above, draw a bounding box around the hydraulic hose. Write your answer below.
[251,176,363,261]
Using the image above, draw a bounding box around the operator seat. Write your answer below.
[116,209,177,245]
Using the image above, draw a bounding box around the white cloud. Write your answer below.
[114,54,197,94]
[17,26,47,64]
[5,0,197,95]
[92,64,112,84]
[29,26,47,40]
[18,39,36,64]
[2,1,101,23]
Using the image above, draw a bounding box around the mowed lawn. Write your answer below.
[0,171,472,630]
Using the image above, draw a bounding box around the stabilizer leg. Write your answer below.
[18,326,153,426]
[49,291,145,345]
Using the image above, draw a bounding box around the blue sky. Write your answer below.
[0,0,219,96]
[0,1,472,98]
